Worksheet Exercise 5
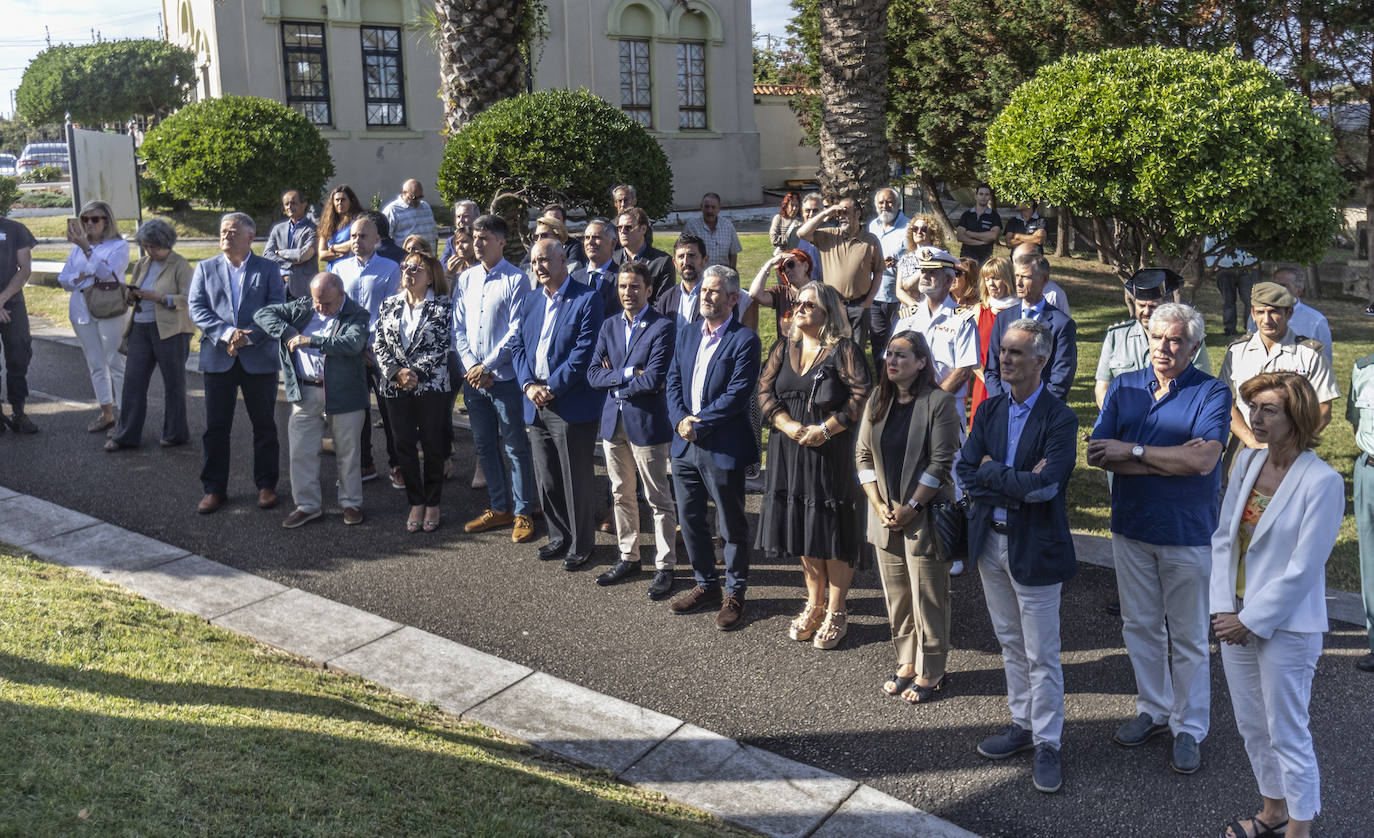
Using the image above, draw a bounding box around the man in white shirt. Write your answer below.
[868,187,909,359]
[1245,267,1333,366]
[893,246,979,420]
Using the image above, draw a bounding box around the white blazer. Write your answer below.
[1210,448,1344,638]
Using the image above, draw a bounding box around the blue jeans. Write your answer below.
[464,378,533,515]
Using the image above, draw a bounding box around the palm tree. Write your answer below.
[435,0,531,135]
[815,0,891,203]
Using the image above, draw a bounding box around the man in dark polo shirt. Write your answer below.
[1087,301,1231,777]
[797,197,883,351]
[955,184,1003,264]
[1003,200,1046,251]
[0,215,39,433]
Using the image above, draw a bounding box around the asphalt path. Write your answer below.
[6,333,1373,838]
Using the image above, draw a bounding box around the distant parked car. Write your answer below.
[0,153,16,176]
[17,142,70,176]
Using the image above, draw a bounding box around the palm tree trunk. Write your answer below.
[815,0,891,205]
[435,0,529,136]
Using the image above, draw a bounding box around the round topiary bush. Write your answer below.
[437,88,673,219]
[140,95,334,217]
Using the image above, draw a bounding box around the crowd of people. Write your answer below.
[0,178,1370,836]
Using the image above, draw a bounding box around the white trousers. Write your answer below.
[602,417,676,570]
[1113,535,1211,739]
[288,386,364,513]
[978,531,1065,748]
[72,315,126,408]
[1220,628,1322,821]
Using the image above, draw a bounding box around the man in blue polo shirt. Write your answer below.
[1087,301,1231,777]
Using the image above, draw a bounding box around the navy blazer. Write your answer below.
[615,244,676,303]
[984,302,1077,401]
[652,280,703,329]
[666,317,761,471]
[955,388,1078,586]
[587,306,676,446]
[188,252,285,374]
[511,277,606,424]
[572,262,621,318]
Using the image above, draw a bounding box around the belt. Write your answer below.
[1363,453,1374,469]
[299,378,323,388]
[845,296,868,306]
[990,520,1010,534]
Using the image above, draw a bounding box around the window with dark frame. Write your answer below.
[676,41,706,130]
[282,21,331,126]
[361,26,406,127]
[618,39,652,128]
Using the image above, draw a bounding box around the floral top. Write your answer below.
[1235,487,1272,598]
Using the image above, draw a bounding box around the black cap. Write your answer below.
[1125,267,1183,301]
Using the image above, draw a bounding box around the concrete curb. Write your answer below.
[0,487,981,838]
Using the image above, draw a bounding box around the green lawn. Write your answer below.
[24,208,230,241]
[0,550,752,837]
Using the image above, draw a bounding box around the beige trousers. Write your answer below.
[875,530,951,680]
[602,416,677,570]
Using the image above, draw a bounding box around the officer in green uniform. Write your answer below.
[1095,267,1211,409]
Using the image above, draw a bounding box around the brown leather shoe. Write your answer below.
[197,493,226,514]
[716,593,746,631]
[511,514,535,543]
[465,508,514,533]
[282,508,322,529]
[257,488,279,510]
[342,506,364,526]
[598,508,615,534]
[668,585,722,615]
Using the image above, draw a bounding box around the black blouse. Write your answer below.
[880,396,915,502]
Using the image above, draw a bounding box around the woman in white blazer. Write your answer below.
[1211,372,1343,838]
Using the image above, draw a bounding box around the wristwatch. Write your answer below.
[906,498,925,513]
[1131,444,1145,462]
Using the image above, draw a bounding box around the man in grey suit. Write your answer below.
[263,190,318,299]
[188,212,286,514]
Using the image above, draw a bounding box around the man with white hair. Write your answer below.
[1096,268,1210,409]
[1087,301,1232,776]
[867,187,908,358]
[1245,266,1332,366]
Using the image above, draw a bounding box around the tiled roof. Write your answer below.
[753,84,817,96]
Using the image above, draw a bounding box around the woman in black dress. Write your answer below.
[757,281,872,649]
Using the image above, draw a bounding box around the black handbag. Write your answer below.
[928,494,970,562]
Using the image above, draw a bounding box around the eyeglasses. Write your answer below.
[81,215,106,224]
[795,300,818,313]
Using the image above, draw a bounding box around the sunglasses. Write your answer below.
[910,225,929,233]
[615,224,637,231]
[780,259,797,271]
[795,299,818,313]
[954,268,967,276]
[80,215,106,224]
[402,263,424,273]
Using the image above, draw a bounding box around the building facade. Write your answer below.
[162,0,760,211]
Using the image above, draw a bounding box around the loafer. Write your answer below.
[197,493,226,514]
[360,465,378,482]
[647,570,674,600]
[1356,653,1374,672]
[342,506,364,526]
[465,508,514,533]
[257,488,279,509]
[1032,744,1062,793]
[715,593,746,631]
[10,412,38,434]
[1171,733,1201,774]
[669,584,722,615]
[977,724,1034,760]
[1113,713,1169,747]
[389,467,405,489]
[159,438,186,448]
[595,559,641,586]
[511,514,536,543]
[282,508,322,529]
[562,551,593,571]
[537,540,568,561]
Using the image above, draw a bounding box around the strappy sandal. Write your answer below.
[812,611,847,650]
[901,674,948,705]
[788,604,826,641]
[882,672,916,697]
[1218,816,1288,838]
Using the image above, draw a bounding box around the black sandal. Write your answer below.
[1218,815,1288,838]
[882,673,915,697]
[901,674,948,705]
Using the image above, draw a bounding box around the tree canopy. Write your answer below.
[437,88,672,219]
[985,47,1344,274]
[16,40,195,126]
[140,96,334,218]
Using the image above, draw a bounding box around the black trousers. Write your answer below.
[0,292,32,412]
[868,300,899,360]
[528,407,598,554]
[362,364,398,470]
[200,359,279,495]
[1216,266,1259,334]
[113,322,190,447]
[384,391,450,507]
[845,302,870,357]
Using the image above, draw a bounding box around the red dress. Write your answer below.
[969,304,997,424]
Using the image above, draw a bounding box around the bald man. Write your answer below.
[382,178,438,254]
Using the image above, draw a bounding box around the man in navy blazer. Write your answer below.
[665,264,761,631]
[956,317,1078,794]
[586,262,678,597]
[512,238,606,570]
[574,218,621,317]
[188,212,286,514]
[984,251,1077,401]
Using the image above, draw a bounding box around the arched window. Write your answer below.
[607,0,668,128]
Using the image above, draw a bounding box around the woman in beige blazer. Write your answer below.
[1211,372,1343,838]
[855,330,961,704]
[106,219,196,450]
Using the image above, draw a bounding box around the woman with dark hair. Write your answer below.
[317,184,362,270]
[769,191,803,253]
[57,199,130,432]
[1211,372,1343,838]
[854,330,961,704]
[952,257,982,308]
[373,251,454,533]
[757,281,872,650]
[106,219,195,450]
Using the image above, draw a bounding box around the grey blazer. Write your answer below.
[263,217,319,298]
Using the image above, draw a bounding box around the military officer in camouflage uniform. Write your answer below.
[1095,268,1211,409]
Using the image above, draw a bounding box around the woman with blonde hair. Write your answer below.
[401,234,434,256]
[57,199,130,432]
[968,255,1018,423]
[757,281,872,650]
[893,214,946,320]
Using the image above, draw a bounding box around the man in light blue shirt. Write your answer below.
[454,214,536,542]
[866,187,908,359]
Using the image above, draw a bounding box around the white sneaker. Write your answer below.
[949,560,965,577]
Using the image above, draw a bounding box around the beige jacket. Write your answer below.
[125,251,195,340]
